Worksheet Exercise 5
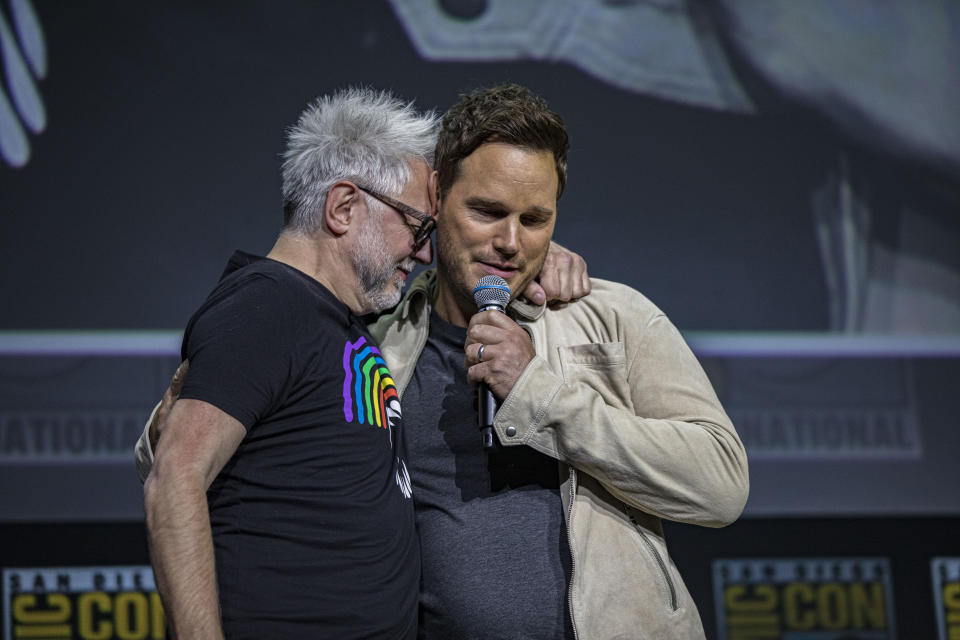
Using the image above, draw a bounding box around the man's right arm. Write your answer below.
[144,398,245,640]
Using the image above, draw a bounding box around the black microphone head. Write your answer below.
[473,275,511,312]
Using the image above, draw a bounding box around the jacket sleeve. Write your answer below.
[493,311,749,527]
[134,401,161,483]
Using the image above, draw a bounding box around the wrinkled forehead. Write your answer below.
[453,143,559,206]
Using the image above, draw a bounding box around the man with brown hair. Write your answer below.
[369,83,749,638]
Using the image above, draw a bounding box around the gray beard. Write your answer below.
[351,218,408,313]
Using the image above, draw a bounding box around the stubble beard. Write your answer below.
[436,223,543,314]
[435,223,479,318]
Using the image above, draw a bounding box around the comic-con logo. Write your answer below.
[713,557,895,640]
[3,567,165,640]
[932,557,960,640]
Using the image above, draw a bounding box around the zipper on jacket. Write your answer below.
[626,507,678,611]
[566,467,580,640]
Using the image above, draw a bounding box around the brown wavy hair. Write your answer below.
[435,83,569,199]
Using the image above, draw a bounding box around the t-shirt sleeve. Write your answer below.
[178,274,296,429]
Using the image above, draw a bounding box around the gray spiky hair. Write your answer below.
[281,87,439,234]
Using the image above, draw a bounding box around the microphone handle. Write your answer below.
[479,383,496,450]
[474,280,508,451]
[477,302,504,451]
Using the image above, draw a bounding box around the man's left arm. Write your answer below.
[466,310,748,528]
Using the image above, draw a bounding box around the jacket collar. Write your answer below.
[401,269,546,323]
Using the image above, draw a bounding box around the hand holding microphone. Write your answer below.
[468,275,536,449]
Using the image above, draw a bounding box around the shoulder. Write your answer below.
[214,261,317,308]
[520,278,672,352]
[182,264,313,367]
[526,279,692,371]
[188,263,307,339]
[545,278,664,325]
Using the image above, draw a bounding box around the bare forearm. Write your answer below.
[145,471,224,640]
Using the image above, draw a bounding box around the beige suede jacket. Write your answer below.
[369,270,749,640]
[134,270,749,639]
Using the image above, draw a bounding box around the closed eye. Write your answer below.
[465,197,509,219]
[521,212,553,227]
[470,205,508,219]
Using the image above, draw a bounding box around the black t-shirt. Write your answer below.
[403,310,574,639]
[178,251,418,639]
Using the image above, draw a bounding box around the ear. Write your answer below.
[429,170,441,218]
[323,181,364,237]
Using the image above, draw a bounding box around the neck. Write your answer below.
[433,274,475,328]
[267,230,369,315]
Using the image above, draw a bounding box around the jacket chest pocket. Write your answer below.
[557,342,634,412]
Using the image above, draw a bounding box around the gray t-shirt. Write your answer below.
[403,310,574,639]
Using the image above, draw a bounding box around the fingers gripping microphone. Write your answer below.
[473,276,511,450]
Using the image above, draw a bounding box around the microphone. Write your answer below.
[473,275,511,450]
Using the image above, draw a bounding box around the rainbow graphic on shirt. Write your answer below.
[342,336,411,498]
[341,335,400,435]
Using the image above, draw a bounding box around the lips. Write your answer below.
[478,261,520,280]
[395,259,416,281]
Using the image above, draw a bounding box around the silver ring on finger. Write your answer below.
[477,344,485,362]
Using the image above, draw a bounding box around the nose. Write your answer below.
[412,236,433,265]
[492,218,520,256]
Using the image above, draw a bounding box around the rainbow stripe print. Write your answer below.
[341,335,400,431]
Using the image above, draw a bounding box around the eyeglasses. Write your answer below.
[356,184,436,251]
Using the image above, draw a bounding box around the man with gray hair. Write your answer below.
[143,87,588,639]
[144,88,438,639]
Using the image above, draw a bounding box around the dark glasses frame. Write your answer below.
[356,184,436,251]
